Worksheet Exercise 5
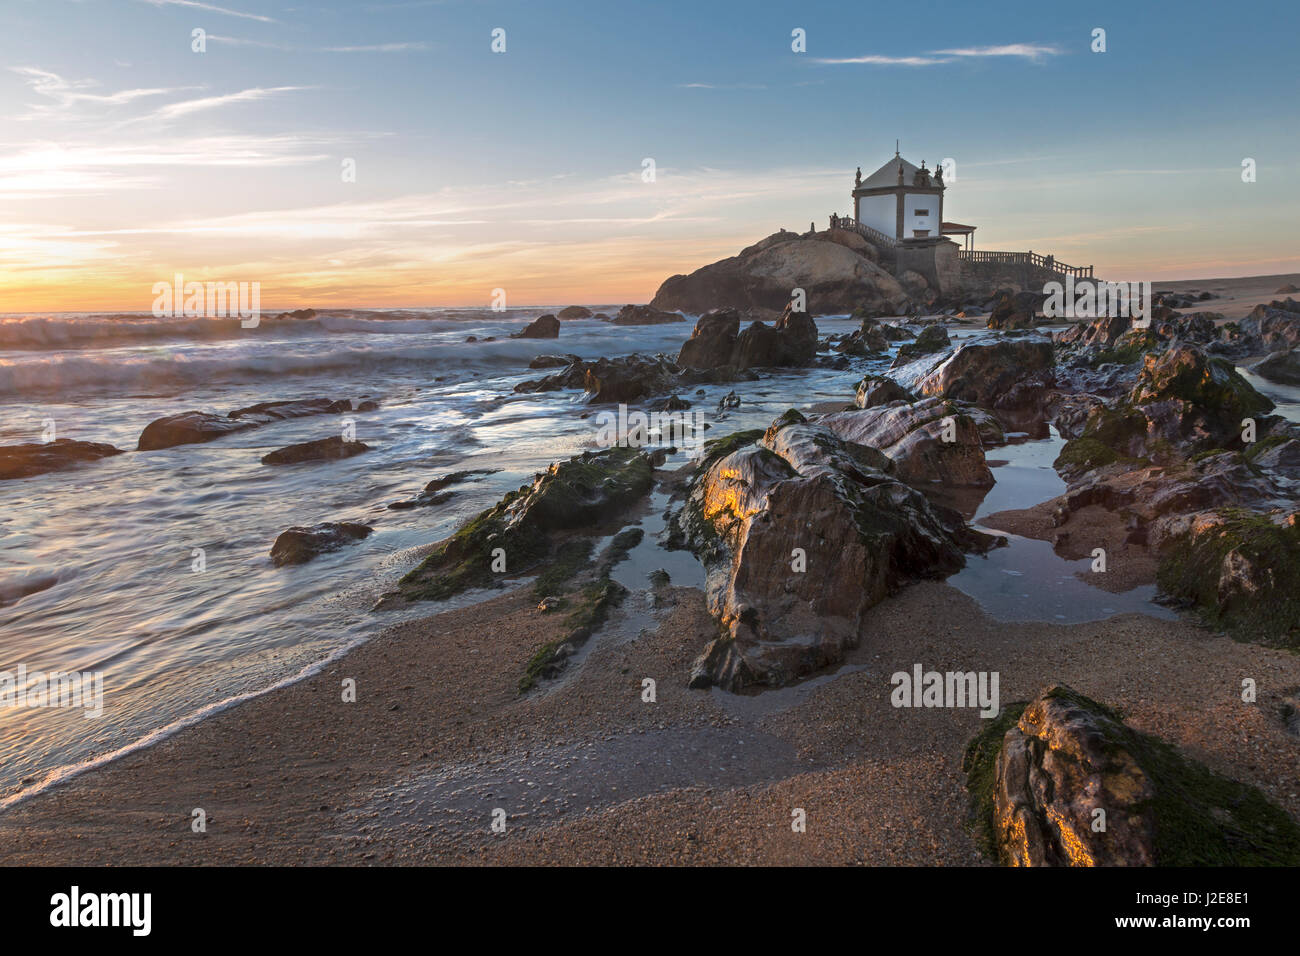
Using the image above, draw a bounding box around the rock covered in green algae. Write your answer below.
[675,414,999,691]
[964,685,1300,866]
[391,446,655,603]
[1152,507,1300,648]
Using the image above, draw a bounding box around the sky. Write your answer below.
[0,0,1297,311]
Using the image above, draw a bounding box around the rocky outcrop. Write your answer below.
[528,353,580,370]
[1252,349,1300,385]
[894,335,1055,419]
[556,306,592,319]
[674,304,818,370]
[270,522,372,566]
[514,314,560,339]
[964,685,1300,865]
[651,232,908,316]
[140,399,354,450]
[986,289,1044,330]
[674,414,998,690]
[0,439,124,480]
[1153,508,1300,645]
[821,398,994,487]
[582,355,680,403]
[677,309,741,369]
[855,375,914,409]
[1240,302,1300,352]
[1129,345,1274,451]
[610,304,684,326]
[891,324,950,365]
[261,436,370,465]
[392,446,655,602]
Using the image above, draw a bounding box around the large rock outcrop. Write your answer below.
[513,314,560,338]
[651,232,908,316]
[964,685,1300,866]
[673,413,998,690]
[892,334,1055,419]
[676,304,818,370]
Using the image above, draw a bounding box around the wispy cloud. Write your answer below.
[320,42,429,53]
[677,82,768,90]
[932,43,1063,60]
[137,0,277,23]
[816,42,1063,67]
[9,67,197,119]
[143,86,311,122]
[208,35,431,53]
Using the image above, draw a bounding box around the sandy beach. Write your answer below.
[4,557,1297,866]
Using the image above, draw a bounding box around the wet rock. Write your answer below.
[1251,349,1300,386]
[138,412,260,450]
[1240,303,1300,352]
[356,400,381,412]
[388,468,498,510]
[855,375,915,409]
[556,306,592,319]
[964,684,1300,866]
[676,415,998,690]
[228,398,352,421]
[650,394,691,411]
[1153,507,1300,644]
[821,397,994,487]
[529,353,581,370]
[677,308,741,369]
[392,446,655,602]
[273,308,318,321]
[270,522,372,566]
[986,289,1044,330]
[261,436,371,465]
[583,355,680,403]
[891,324,950,365]
[1129,344,1274,450]
[611,304,684,325]
[897,335,1055,417]
[0,439,124,480]
[514,314,560,339]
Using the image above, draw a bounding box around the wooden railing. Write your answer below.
[829,216,898,249]
[959,249,1094,279]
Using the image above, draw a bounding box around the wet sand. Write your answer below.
[1158,273,1300,320]
[2,572,1296,866]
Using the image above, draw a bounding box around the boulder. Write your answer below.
[393,446,655,602]
[270,522,372,566]
[891,324,950,365]
[1240,304,1300,352]
[1129,345,1273,449]
[651,232,907,315]
[556,306,593,319]
[821,398,994,487]
[582,355,679,403]
[675,416,997,690]
[1252,349,1300,386]
[140,399,355,450]
[528,353,580,370]
[987,289,1044,330]
[261,436,371,465]
[0,439,124,480]
[896,335,1055,417]
[138,412,260,451]
[611,304,684,326]
[964,684,1300,866]
[855,375,914,409]
[677,308,741,369]
[514,314,560,339]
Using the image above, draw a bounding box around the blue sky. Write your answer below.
[1,0,1297,308]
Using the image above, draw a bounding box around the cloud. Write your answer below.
[677,82,768,90]
[142,86,311,122]
[9,67,198,119]
[815,43,1063,67]
[814,55,953,66]
[319,42,430,53]
[931,43,1063,60]
[137,0,277,23]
